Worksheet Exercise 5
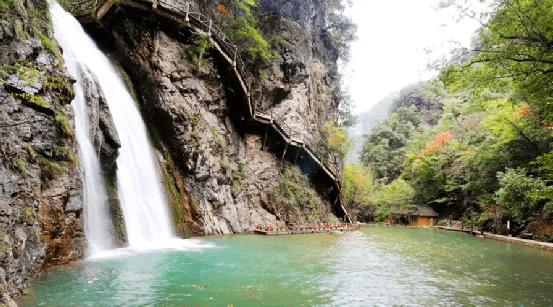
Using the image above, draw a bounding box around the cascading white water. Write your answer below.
[49,7,113,255]
[71,72,114,255]
[51,1,174,250]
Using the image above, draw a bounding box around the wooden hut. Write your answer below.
[408,207,438,226]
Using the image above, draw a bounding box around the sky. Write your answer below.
[343,0,482,115]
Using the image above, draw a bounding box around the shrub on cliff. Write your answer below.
[271,166,320,211]
[220,0,275,62]
[324,0,357,63]
[315,121,352,159]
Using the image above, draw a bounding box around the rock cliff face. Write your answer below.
[0,0,344,302]
[0,0,83,304]
[87,0,344,235]
[0,0,125,303]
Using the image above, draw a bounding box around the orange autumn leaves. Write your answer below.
[419,132,453,158]
[413,105,535,162]
[516,106,531,117]
[515,105,553,127]
[216,3,230,16]
[331,135,341,148]
[416,105,532,159]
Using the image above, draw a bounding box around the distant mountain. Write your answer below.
[346,91,399,163]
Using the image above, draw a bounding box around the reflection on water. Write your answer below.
[18,227,553,306]
[321,231,441,306]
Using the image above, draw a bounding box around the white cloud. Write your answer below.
[343,0,481,114]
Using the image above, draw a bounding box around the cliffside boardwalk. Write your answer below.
[72,0,352,223]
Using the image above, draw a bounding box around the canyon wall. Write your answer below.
[89,0,345,236]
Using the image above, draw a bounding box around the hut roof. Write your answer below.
[413,207,438,217]
[396,209,414,215]
[391,206,415,215]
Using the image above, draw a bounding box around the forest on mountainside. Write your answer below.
[343,0,553,241]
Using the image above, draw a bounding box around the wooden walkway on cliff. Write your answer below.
[71,0,351,223]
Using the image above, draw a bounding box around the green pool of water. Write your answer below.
[17,226,553,306]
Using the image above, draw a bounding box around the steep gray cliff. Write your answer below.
[0,0,82,304]
[0,0,124,303]
[83,0,345,235]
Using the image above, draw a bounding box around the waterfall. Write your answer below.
[49,6,113,255]
[51,1,174,251]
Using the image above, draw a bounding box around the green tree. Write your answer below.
[222,0,274,62]
[374,179,415,221]
[376,178,415,207]
[323,0,357,125]
[343,163,377,208]
[356,0,553,226]
[324,0,357,62]
[391,81,443,116]
[316,121,353,159]
[441,0,553,120]
[360,106,422,183]
[495,168,546,222]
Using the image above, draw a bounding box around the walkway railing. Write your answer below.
[273,114,339,180]
[73,0,348,220]
[154,0,252,89]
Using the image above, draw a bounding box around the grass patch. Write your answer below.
[0,234,8,252]
[191,132,201,148]
[211,127,226,152]
[107,184,118,200]
[11,92,50,108]
[13,157,27,173]
[12,207,34,224]
[14,207,33,223]
[0,0,17,11]
[189,113,203,127]
[2,61,73,108]
[40,34,61,60]
[231,162,247,197]
[53,146,76,161]
[53,111,73,136]
[105,183,125,245]
[26,143,37,160]
[221,160,230,176]
[39,157,66,183]
[14,22,27,39]
[4,62,42,86]
[217,137,226,152]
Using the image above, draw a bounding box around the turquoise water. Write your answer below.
[17,226,553,306]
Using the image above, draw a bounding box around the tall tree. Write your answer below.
[360,106,422,183]
[441,0,553,119]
